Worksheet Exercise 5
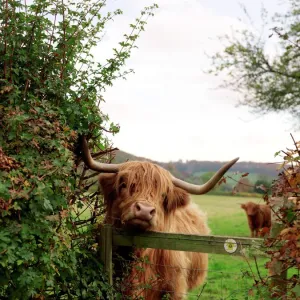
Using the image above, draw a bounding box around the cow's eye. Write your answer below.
[129,184,136,195]
[162,194,168,210]
[119,182,127,192]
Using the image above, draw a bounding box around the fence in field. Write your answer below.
[99,197,287,298]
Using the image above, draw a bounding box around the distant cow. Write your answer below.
[82,137,239,299]
[241,202,271,238]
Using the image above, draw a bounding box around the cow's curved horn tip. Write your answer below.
[232,157,239,163]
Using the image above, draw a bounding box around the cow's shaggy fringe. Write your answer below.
[118,161,173,200]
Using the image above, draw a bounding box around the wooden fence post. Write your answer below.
[269,196,287,298]
[100,224,113,287]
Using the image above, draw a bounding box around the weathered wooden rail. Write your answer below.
[100,224,266,286]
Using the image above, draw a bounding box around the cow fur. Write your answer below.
[99,161,210,300]
[241,202,271,238]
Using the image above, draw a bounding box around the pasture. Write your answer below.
[187,195,268,299]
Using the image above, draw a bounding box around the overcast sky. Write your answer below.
[96,0,299,163]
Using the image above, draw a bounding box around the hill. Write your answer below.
[113,150,279,178]
[112,150,150,164]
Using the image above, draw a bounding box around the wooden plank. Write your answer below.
[112,228,266,257]
[100,226,105,264]
[100,225,113,286]
[268,196,288,297]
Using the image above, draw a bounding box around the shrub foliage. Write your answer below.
[251,136,300,298]
[0,0,157,298]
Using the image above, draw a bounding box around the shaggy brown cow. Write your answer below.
[241,202,271,238]
[81,137,239,299]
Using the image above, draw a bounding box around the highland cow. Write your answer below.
[81,137,239,299]
[241,202,271,238]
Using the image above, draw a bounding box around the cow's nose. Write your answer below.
[134,202,156,221]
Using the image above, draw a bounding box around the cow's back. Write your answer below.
[170,203,210,235]
[163,203,210,291]
[176,203,210,289]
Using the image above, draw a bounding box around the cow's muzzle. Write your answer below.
[133,201,156,221]
[126,201,156,230]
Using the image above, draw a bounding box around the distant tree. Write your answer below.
[216,182,233,193]
[165,162,186,180]
[198,172,220,191]
[208,0,300,126]
[235,177,253,193]
[200,172,216,185]
[254,179,272,194]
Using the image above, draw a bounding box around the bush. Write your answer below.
[0,0,157,298]
[251,138,300,298]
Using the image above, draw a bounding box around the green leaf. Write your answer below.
[292,285,300,297]
[43,198,53,211]
[16,260,23,266]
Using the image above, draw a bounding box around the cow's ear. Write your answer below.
[164,186,190,212]
[241,204,246,209]
[99,173,118,202]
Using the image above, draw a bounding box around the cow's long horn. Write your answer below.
[171,157,239,195]
[81,136,120,173]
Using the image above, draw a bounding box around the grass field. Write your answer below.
[187,195,269,299]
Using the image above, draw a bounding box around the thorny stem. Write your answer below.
[92,147,118,159]
[253,256,264,283]
[227,175,256,188]
[83,180,98,191]
[239,242,258,282]
[290,133,300,157]
[39,6,58,84]
[66,0,107,45]
[91,197,100,224]
[99,125,119,134]
[24,0,27,15]
[73,214,102,226]
[273,27,300,51]
[82,171,99,181]
[8,3,17,83]
[78,166,87,189]
[3,0,8,78]
[60,0,66,83]
[48,12,57,49]
[270,206,288,225]
[196,282,207,299]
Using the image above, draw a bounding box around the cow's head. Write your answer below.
[241,202,259,216]
[81,137,239,231]
[98,162,192,230]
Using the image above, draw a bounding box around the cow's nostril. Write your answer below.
[150,208,156,216]
[136,203,141,211]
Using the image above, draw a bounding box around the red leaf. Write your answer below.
[218,177,226,186]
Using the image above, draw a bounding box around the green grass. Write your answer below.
[187,195,269,299]
[192,194,266,237]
